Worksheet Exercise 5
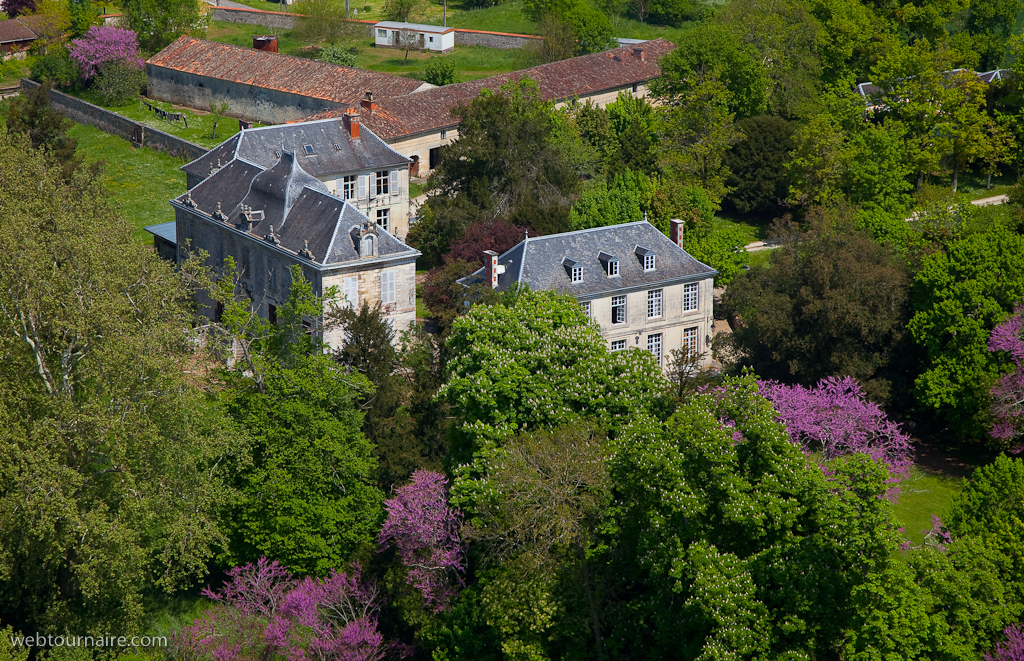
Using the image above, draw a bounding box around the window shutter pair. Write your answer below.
[357,176,367,200]
[343,276,358,309]
[389,169,399,195]
[381,270,397,304]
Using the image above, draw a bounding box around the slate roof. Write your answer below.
[374,21,455,33]
[304,39,676,140]
[855,68,1013,103]
[0,17,38,44]
[174,151,418,267]
[182,118,411,182]
[147,36,432,106]
[459,221,716,297]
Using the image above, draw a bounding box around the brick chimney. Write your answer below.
[484,250,499,288]
[633,47,645,61]
[361,90,377,114]
[343,107,360,139]
[670,219,684,248]
[253,35,279,52]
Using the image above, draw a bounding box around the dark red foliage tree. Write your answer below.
[445,219,528,268]
[1,0,34,18]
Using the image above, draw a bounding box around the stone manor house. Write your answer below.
[459,221,717,367]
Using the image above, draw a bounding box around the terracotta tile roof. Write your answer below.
[0,17,39,44]
[304,38,675,140]
[146,35,431,106]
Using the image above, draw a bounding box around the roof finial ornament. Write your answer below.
[213,201,228,222]
[299,239,315,261]
[184,190,197,208]
[266,224,281,245]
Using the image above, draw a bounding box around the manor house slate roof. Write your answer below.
[303,39,677,140]
[173,151,418,267]
[147,36,432,106]
[459,221,716,297]
[182,118,411,182]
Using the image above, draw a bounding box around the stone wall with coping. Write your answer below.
[453,29,541,50]
[19,78,207,161]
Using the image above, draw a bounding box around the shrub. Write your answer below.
[94,59,146,105]
[317,43,358,68]
[424,57,456,86]
[29,50,77,87]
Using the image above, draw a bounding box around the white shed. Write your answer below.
[373,21,456,53]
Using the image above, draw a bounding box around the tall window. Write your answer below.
[644,254,656,271]
[376,170,390,196]
[571,265,583,283]
[376,208,390,232]
[683,326,698,357]
[611,339,626,352]
[343,276,358,309]
[342,175,357,200]
[647,333,662,365]
[683,283,699,312]
[580,301,591,317]
[381,270,396,304]
[611,295,626,324]
[647,289,663,319]
[608,259,619,276]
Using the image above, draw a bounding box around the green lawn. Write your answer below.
[69,122,189,238]
[893,466,962,546]
[0,55,34,87]
[207,20,524,81]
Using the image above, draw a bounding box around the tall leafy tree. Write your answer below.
[0,133,240,634]
[120,0,207,53]
[724,115,796,217]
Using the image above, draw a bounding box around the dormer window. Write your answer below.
[599,251,620,277]
[303,144,315,155]
[563,257,582,282]
[274,150,281,158]
[636,246,656,271]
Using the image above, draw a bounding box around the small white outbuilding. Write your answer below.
[373,21,456,53]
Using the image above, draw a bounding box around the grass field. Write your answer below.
[69,122,189,238]
[893,466,963,546]
[207,20,525,81]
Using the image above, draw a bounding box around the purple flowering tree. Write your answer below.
[986,624,1024,661]
[177,558,385,661]
[988,307,1024,453]
[759,376,913,494]
[379,470,465,611]
[68,26,144,79]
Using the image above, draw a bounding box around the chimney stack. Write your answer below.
[253,35,279,52]
[484,250,499,288]
[361,90,378,114]
[670,219,684,248]
[633,47,645,61]
[343,107,361,139]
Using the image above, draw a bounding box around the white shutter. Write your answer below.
[369,173,376,200]
[343,276,358,309]
[389,169,399,195]
[381,270,396,304]
[357,175,367,200]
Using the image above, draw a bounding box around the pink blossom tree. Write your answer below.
[986,624,1024,661]
[379,470,465,611]
[177,558,385,661]
[759,376,913,495]
[68,26,143,79]
[988,306,1024,453]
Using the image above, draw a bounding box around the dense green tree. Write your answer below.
[607,374,902,658]
[412,79,579,264]
[724,115,796,217]
[722,217,917,404]
[120,0,207,53]
[673,183,750,285]
[652,24,770,119]
[4,82,81,178]
[605,93,658,177]
[567,169,659,230]
[909,223,1024,438]
[521,0,614,54]
[213,265,383,575]
[0,133,240,634]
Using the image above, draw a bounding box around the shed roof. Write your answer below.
[147,35,432,106]
[304,38,676,140]
[0,17,38,44]
[182,117,411,182]
[374,21,456,33]
[459,221,715,296]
